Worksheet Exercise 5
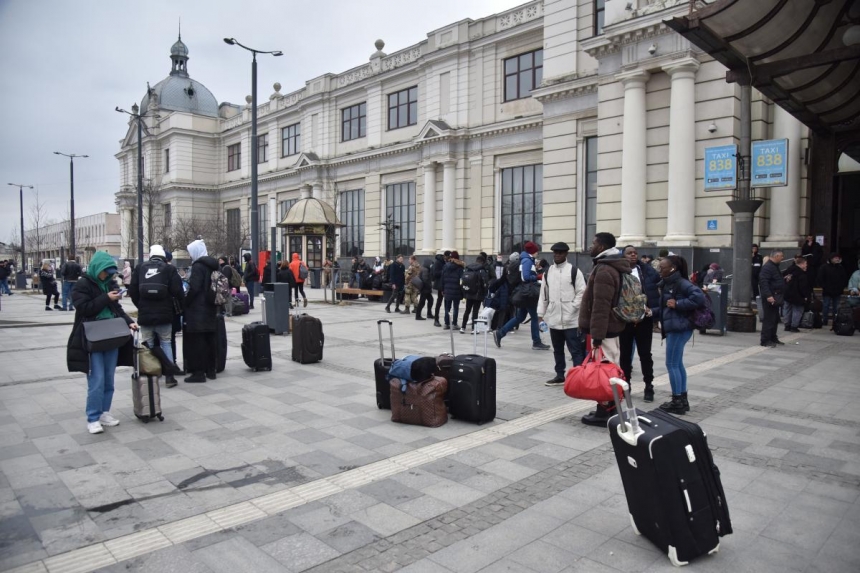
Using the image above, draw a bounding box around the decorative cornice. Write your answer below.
[532,75,599,103]
[498,1,543,30]
[583,20,679,60]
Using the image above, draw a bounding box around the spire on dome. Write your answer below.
[170,26,189,77]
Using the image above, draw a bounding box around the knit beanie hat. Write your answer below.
[524,241,539,255]
[450,251,460,260]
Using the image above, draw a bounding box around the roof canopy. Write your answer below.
[667,0,860,158]
[278,198,344,228]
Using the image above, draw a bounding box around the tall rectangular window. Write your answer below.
[585,137,598,245]
[227,143,241,172]
[257,133,268,163]
[342,103,366,141]
[388,86,418,130]
[279,199,298,220]
[500,165,543,255]
[503,49,543,102]
[226,208,241,250]
[594,0,605,36]
[282,123,300,156]
[163,203,171,230]
[385,182,415,257]
[258,203,268,250]
[164,148,170,173]
[338,189,365,257]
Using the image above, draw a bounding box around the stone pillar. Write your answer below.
[300,185,311,200]
[312,183,323,200]
[441,159,457,251]
[766,105,803,244]
[663,58,699,244]
[618,71,650,244]
[422,162,437,254]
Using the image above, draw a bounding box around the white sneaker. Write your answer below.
[87,421,104,434]
[99,413,120,427]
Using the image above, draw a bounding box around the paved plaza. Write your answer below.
[0,287,858,573]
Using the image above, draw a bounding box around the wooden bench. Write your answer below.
[335,287,385,298]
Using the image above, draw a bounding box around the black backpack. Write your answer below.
[138,260,171,300]
[461,267,484,295]
[834,308,855,336]
[544,264,578,287]
[507,259,522,289]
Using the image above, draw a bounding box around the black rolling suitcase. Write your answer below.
[241,322,272,371]
[375,319,395,409]
[292,313,324,364]
[607,378,731,567]
[448,319,496,424]
[216,315,227,373]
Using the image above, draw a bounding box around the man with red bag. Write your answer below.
[578,232,631,426]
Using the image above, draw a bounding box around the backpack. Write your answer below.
[545,265,578,288]
[461,267,483,295]
[506,260,522,289]
[138,261,171,300]
[834,308,855,336]
[228,266,242,289]
[612,272,647,323]
[299,263,309,280]
[688,288,716,330]
[209,270,230,306]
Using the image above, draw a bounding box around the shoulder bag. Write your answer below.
[82,317,131,353]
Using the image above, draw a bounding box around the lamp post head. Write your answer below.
[224,38,236,45]
[132,103,139,114]
[54,151,60,155]
[272,51,283,57]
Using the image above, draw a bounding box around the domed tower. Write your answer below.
[139,33,219,118]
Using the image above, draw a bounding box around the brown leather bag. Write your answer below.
[389,375,448,427]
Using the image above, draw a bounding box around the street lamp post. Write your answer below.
[224,38,282,269]
[116,102,157,265]
[53,152,89,262]
[7,183,34,272]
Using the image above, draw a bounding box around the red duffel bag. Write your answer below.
[564,346,624,402]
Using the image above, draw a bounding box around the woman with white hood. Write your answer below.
[182,240,219,383]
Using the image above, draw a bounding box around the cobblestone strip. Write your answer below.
[305,445,617,573]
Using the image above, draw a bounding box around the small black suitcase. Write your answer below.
[448,319,496,424]
[375,319,395,409]
[241,322,272,371]
[216,315,227,373]
[292,313,324,364]
[607,378,731,567]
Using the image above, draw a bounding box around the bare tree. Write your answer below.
[28,190,50,263]
[7,226,22,268]
[172,212,248,260]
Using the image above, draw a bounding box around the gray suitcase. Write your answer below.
[132,332,164,422]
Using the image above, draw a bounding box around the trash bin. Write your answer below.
[264,283,292,335]
[309,268,321,289]
[15,271,27,290]
[706,284,728,335]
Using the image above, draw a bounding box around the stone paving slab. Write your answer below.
[2,291,860,572]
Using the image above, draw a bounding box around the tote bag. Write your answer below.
[564,347,624,403]
[82,318,131,353]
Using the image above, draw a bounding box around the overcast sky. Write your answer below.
[0,0,525,244]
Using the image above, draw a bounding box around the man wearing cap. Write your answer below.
[493,241,551,350]
[538,242,586,386]
[129,245,185,387]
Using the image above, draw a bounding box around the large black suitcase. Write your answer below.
[292,313,324,364]
[448,319,496,424]
[216,315,227,373]
[607,378,731,567]
[375,319,395,409]
[834,307,855,336]
[241,322,272,371]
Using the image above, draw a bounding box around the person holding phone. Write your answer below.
[67,251,138,434]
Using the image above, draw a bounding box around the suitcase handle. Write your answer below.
[610,378,643,446]
[472,319,489,357]
[377,319,395,361]
[450,319,456,355]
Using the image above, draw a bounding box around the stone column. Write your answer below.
[300,185,311,200]
[663,58,699,244]
[422,162,437,254]
[441,159,457,251]
[618,71,650,244]
[766,105,803,244]
[312,183,323,200]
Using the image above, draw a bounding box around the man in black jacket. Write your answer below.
[59,256,83,311]
[817,253,847,327]
[386,255,406,313]
[130,245,185,387]
[431,251,449,326]
[759,250,786,348]
[619,245,660,402]
[0,260,12,296]
[243,253,259,310]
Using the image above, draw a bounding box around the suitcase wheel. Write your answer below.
[629,514,640,536]
[141,417,149,424]
[157,414,164,421]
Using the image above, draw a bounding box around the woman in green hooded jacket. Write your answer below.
[67,251,138,434]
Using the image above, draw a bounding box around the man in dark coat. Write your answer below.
[385,255,406,313]
[801,235,823,285]
[415,257,435,320]
[441,251,465,329]
[619,245,660,402]
[431,251,449,327]
[817,253,848,327]
[130,245,184,387]
[783,256,811,332]
[242,252,259,310]
[751,244,763,300]
[59,256,82,311]
[184,241,220,382]
[578,232,631,426]
[759,250,786,347]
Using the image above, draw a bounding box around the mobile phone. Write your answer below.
[118,288,128,296]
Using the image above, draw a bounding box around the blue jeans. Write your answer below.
[62,281,75,309]
[444,298,460,326]
[0,278,10,295]
[822,295,840,325]
[498,304,540,344]
[782,302,804,329]
[140,323,174,364]
[665,330,693,395]
[87,348,119,422]
[550,328,585,378]
[246,281,257,308]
